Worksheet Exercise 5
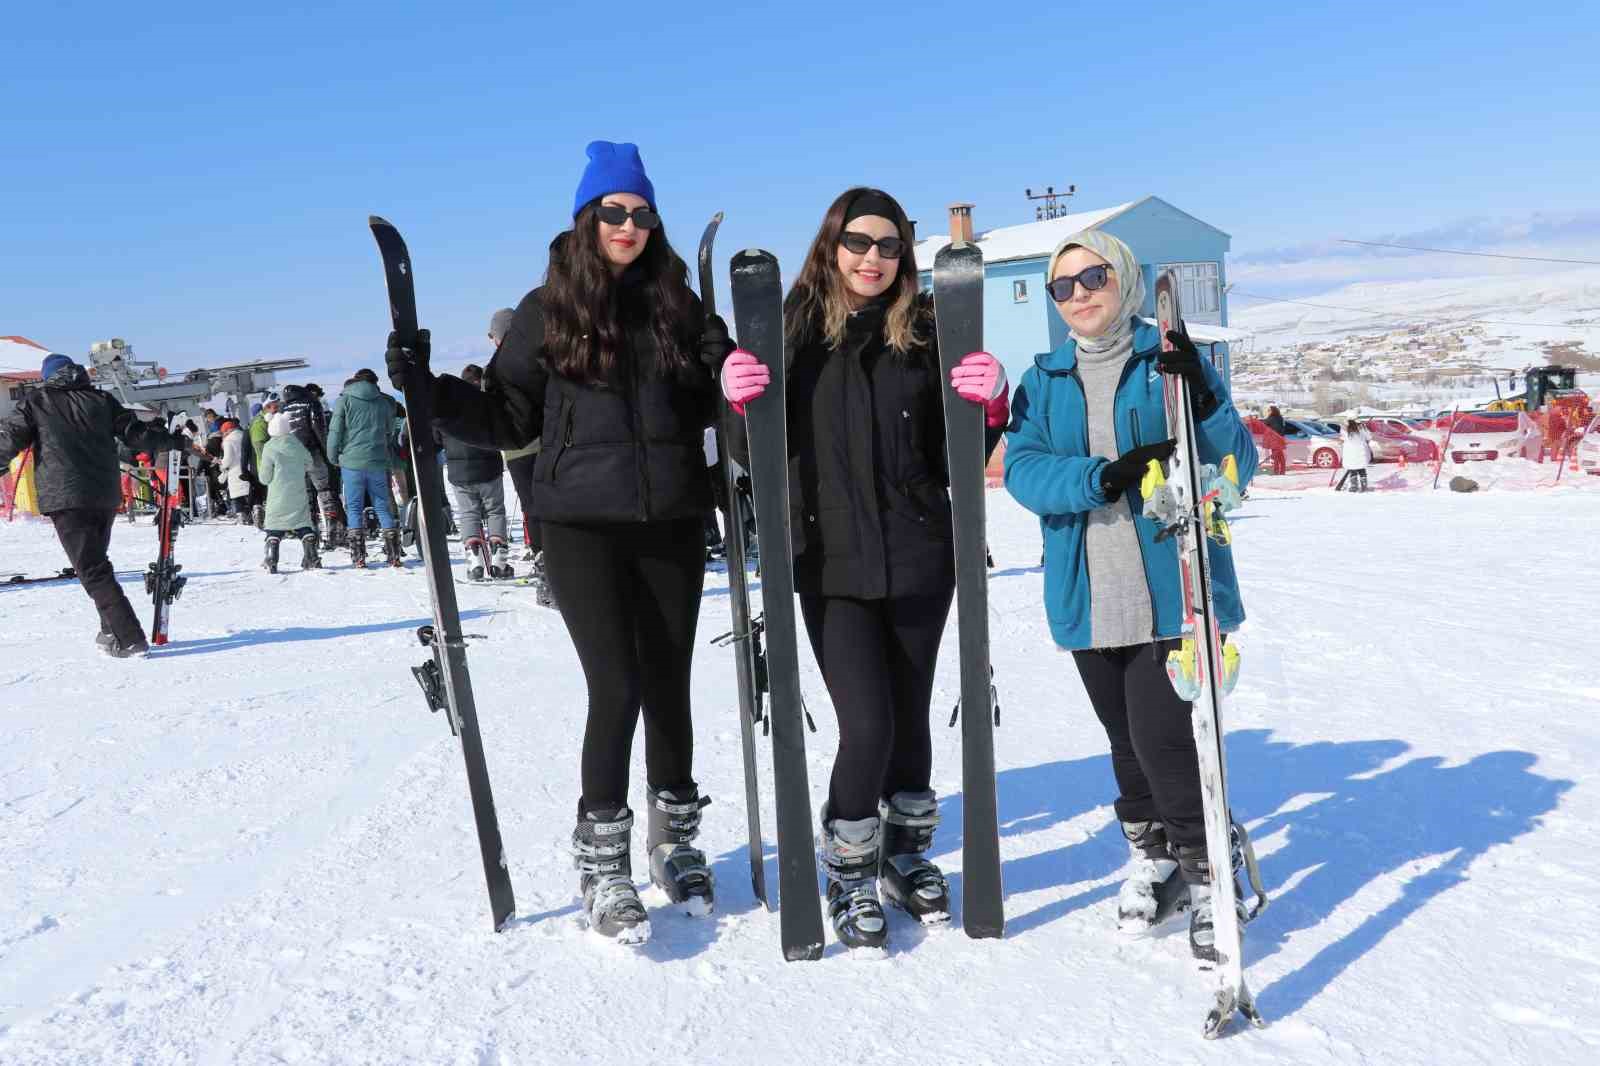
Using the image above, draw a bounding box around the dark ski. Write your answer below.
[146,450,186,645]
[4,567,77,586]
[729,248,824,960]
[931,241,1005,939]
[369,215,516,932]
[700,214,770,910]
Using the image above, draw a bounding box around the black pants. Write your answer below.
[1335,469,1368,491]
[543,517,705,811]
[507,454,540,552]
[1071,640,1205,852]
[800,587,954,821]
[50,508,144,645]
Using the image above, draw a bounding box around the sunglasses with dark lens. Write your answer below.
[839,231,906,259]
[595,203,661,230]
[1045,264,1113,302]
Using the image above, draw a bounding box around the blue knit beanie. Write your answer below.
[41,353,73,380]
[250,402,263,418]
[572,140,656,219]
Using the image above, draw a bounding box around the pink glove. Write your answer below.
[720,349,769,416]
[949,351,1010,427]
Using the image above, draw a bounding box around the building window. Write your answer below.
[1013,279,1029,303]
[1159,262,1220,316]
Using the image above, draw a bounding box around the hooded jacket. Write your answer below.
[0,362,186,513]
[1003,318,1258,650]
[259,416,314,530]
[327,380,399,472]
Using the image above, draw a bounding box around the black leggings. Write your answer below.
[507,453,540,551]
[543,518,706,811]
[800,587,954,821]
[1071,640,1206,852]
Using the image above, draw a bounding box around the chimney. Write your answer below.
[948,202,975,245]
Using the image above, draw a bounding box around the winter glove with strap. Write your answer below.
[1157,325,1219,421]
[1099,439,1177,504]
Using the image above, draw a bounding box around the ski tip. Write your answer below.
[710,210,725,225]
[368,214,391,228]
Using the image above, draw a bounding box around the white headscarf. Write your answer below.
[1047,230,1145,362]
[268,411,291,437]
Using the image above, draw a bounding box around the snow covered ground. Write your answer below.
[3,471,1598,1065]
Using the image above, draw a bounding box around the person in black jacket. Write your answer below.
[385,140,727,944]
[444,364,510,579]
[720,188,1009,950]
[0,354,203,656]
[280,384,344,547]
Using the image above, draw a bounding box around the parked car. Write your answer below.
[1247,417,1343,470]
[1431,410,1539,462]
[1355,417,1440,464]
[1577,414,1600,475]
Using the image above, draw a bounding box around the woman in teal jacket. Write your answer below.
[1003,230,1257,962]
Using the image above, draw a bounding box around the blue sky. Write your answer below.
[3,1,1597,377]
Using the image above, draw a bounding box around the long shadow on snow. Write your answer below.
[931,728,1570,1018]
[149,610,494,657]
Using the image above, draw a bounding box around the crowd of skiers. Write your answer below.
[376,140,1260,960]
[7,137,1262,966]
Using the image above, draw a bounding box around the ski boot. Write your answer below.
[347,528,368,568]
[464,537,487,581]
[382,529,404,568]
[251,503,265,528]
[572,805,650,945]
[1116,820,1187,934]
[263,534,281,574]
[1178,840,1251,967]
[95,631,150,658]
[645,783,715,915]
[878,790,951,924]
[300,532,322,570]
[489,536,515,579]
[529,551,556,608]
[820,805,888,953]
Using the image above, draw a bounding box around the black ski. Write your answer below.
[145,451,186,646]
[932,242,1005,939]
[4,567,77,586]
[369,215,516,932]
[700,214,770,910]
[729,249,824,960]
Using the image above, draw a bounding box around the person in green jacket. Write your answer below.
[327,369,402,567]
[258,411,320,573]
[249,397,277,470]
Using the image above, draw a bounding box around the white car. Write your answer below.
[1578,414,1600,475]
[1434,411,1538,463]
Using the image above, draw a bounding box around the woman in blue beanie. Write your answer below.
[386,141,731,945]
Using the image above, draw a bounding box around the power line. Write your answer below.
[1229,290,1597,332]
[1337,239,1600,266]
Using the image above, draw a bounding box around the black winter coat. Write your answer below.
[0,364,186,514]
[443,432,504,487]
[733,298,1002,601]
[432,274,716,524]
[279,385,328,459]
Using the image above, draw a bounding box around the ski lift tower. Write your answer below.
[1025,184,1077,221]
[87,338,309,423]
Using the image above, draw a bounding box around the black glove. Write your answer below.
[385,328,431,393]
[1099,439,1177,503]
[700,314,734,373]
[1158,325,1219,421]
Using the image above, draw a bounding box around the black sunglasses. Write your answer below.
[595,203,661,230]
[839,231,906,259]
[1045,264,1113,302]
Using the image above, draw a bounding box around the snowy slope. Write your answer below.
[2,476,1598,1065]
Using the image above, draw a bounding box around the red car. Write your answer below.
[1355,418,1440,464]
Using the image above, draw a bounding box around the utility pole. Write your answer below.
[1025,184,1077,221]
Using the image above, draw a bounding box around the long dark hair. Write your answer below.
[540,201,698,384]
[785,187,929,359]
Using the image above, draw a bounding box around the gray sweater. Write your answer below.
[1077,349,1154,649]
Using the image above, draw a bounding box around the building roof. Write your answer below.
[914,195,1230,268]
[0,335,50,375]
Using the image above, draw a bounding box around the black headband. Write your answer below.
[843,191,901,226]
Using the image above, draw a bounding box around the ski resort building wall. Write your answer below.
[916,196,1233,388]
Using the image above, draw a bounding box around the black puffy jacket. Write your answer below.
[0,363,186,513]
[443,432,503,487]
[279,385,328,458]
[433,274,716,524]
[733,297,1002,600]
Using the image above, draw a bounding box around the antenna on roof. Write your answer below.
[1025,184,1076,221]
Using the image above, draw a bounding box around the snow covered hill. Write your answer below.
[2,480,1597,1064]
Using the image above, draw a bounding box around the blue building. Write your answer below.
[914,196,1243,384]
